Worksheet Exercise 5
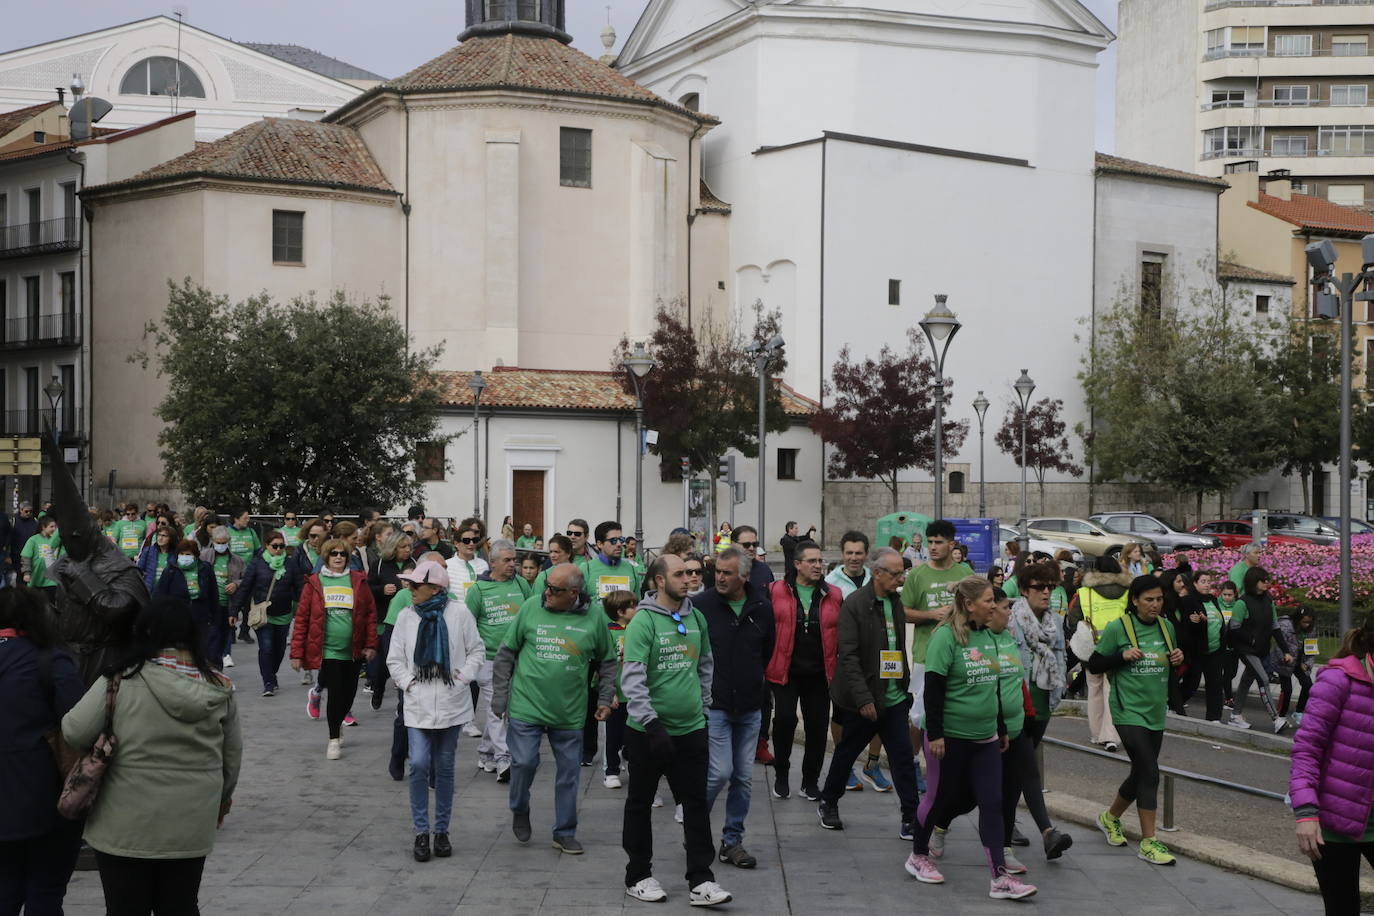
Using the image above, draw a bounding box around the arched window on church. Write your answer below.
[119,57,205,98]
[948,471,966,495]
[680,92,700,112]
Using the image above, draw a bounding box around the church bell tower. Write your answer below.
[461,0,571,44]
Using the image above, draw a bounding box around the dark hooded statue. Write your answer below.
[43,432,146,684]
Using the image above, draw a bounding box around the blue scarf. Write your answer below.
[411,592,452,684]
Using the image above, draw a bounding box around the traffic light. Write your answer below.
[717,454,735,482]
[680,456,690,479]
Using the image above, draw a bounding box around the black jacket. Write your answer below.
[9,515,37,567]
[156,561,223,627]
[368,558,412,621]
[1165,592,1208,659]
[0,637,83,841]
[694,583,775,713]
[1231,592,1276,657]
[832,582,909,714]
[234,550,299,618]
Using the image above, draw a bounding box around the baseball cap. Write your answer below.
[398,560,450,590]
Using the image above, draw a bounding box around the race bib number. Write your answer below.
[598,575,630,597]
[121,535,139,551]
[1220,608,1232,623]
[324,586,353,610]
[1304,637,1319,657]
[879,650,903,679]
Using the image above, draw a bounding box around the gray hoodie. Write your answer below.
[620,590,714,728]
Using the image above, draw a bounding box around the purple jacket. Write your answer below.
[1289,655,1374,839]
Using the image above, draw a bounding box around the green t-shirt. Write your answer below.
[1049,586,1068,616]
[796,584,816,617]
[320,571,355,661]
[516,535,537,549]
[227,525,261,562]
[924,624,1001,739]
[465,576,531,659]
[1096,613,1176,731]
[622,605,711,736]
[728,598,746,617]
[280,526,302,547]
[184,565,201,600]
[900,562,974,665]
[990,629,1025,739]
[1003,576,1020,600]
[1228,561,1250,591]
[113,519,144,558]
[212,554,232,604]
[882,601,909,708]
[1203,599,1225,655]
[503,597,613,730]
[182,523,197,540]
[579,557,642,622]
[21,532,63,588]
[384,589,412,630]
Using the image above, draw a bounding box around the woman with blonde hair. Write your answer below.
[1120,543,1152,579]
[907,575,1035,899]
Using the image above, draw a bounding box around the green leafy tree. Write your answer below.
[994,397,1083,514]
[1261,319,1351,512]
[808,328,969,514]
[134,280,449,511]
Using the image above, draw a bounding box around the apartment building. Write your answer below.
[1118,0,1374,205]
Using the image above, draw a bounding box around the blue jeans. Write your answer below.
[255,622,289,690]
[506,717,582,838]
[407,726,460,834]
[705,708,761,847]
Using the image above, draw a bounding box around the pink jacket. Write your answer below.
[765,580,841,685]
[1289,654,1374,839]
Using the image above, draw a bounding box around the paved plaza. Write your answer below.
[60,677,1320,915]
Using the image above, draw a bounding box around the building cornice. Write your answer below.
[82,175,398,207]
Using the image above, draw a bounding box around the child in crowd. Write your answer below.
[601,589,638,789]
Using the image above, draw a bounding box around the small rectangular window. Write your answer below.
[1256,294,1270,314]
[1210,89,1245,109]
[1140,258,1164,320]
[1272,85,1310,106]
[1271,135,1308,156]
[1331,84,1368,107]
[1332,35,1368,57]
[416,442,446,481]
[271,210,304,264]
[777,448,798,481]
[560,127,592,188]
[1272,34,1312,57]
[888,279,900,306]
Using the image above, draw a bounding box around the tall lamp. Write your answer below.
[468,371,486,519]
[972,390,989,519]
[1013,369,1036,553]
[623,342,656,547]
[919,295,961,520]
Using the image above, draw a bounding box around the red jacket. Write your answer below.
[290,570,378,669]
[766,579,841,685]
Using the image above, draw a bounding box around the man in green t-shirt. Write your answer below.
[1228,544,1262,590]
[898,519,973,764]
[579,521,641,620]
[515,523,538,549]
[112,504,145,560]
[465,539,529,781]
[491,563,615,854]
[619,554,730,907]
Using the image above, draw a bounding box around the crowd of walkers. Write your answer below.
[1,498,1370,913]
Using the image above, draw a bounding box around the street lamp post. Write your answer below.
[623,342,656,547]
[43,375,64,507]
[973,391,989,519]
[468,371,486,520]
[1013,370,1036,554]
[919,295,961,521]
[745,334,784,549]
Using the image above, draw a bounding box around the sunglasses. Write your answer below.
[604,537,626,545]
[736,541,759,550]
[1025,583,1054,592]
[545,584,574,595]
[268,543,285,550]
[669,609,689,636]
[566,530,585,538]
[684,567,704,576]
[327,550,349,558]
[459,536,480,544]
[284,516,296,522]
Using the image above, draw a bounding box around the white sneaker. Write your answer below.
[674,804,684,824]
[689,880,732,907]
[1002,847,1028,875]
[626,877,667,902]
[1229,713,1252,730]
[604,773,623,789]
[462,722,482,738]
[222,654,235,668]
[300,670,313,685]
[326,738,341,760]
[1273,716,1288,734]
[652,794,665,808]
[1103,741,1119,753]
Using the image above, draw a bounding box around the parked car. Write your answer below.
[997,526,1085,565]
[1265,512,1340,546]
[1189,519,1312,549]
[1022,517,1153,558]
[1319,517,1374,536]
[1090,512,1222,552]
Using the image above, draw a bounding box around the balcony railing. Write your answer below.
[0,218,80,259]
[1201,98,1370,110]
[1204,46,1372,61]
[1202,145,1374,159]
[1207,0,1374,10]
[0,409,82,441]
[0,313,80,349]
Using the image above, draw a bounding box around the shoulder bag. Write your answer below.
[247,571,279,630]
[57,674,121,820]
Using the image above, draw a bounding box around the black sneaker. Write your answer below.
[513,811,532,844]
[239,628,255,645]
[370,688,384,710]
[1043,828,1073,860]
[433,833,452,857]
[899,821,914,841]
[719,841,757,869]
[799,784,820,802]
[772,773,790,800]
[413,834,431,862]
[1010,824,1030,847]
[817,801,843,830]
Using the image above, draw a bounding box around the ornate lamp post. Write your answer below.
[1013,369,1036,553]
[468,371,486,519]
[919,295,961,520]
[972,390,989,519]
[623,342,656,547]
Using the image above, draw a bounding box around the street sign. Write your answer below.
[0,437,42,476]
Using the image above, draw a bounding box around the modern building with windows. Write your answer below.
[1118,0,1374,205]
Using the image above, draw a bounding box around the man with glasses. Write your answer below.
[817,547,920,837]
[465,539,527,782]
[417,517,455,561]
[620,553,731,907]
[492,562,615,855]
[578,522,642,766]
[730,526,774,592]
[565,518,597,562]
[111,503,144,561]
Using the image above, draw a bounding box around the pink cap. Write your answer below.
[397,560,450,590]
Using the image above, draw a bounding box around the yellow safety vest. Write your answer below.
[1077,586,1129,638]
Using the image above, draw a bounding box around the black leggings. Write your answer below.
[1279,668,1313,716]
[914,736,1005,874]
[95,852,206,916]
[936,729,1054,837]
[1116,724,1164,810]
[318,658,361,739]
[1235,652,1280,719]
[1312,840,1374,916]
[770,674,830,787]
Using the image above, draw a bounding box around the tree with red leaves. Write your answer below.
[808,328,968,514]
[993,397,1083,514]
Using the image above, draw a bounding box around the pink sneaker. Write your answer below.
[904,853,944,884]
[343,714,358,727]
[306,687,321,720]
[989,870,1037,901]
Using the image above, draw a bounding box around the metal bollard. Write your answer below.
[1160,773,1179,832]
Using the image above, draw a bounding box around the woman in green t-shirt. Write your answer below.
[1088,576,1184,867]
[907,576,1036,900]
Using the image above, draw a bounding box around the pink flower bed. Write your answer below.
[1163,534,1374,609]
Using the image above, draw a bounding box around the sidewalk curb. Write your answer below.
[1041,790,1374,903]
[1054,699,1293,753]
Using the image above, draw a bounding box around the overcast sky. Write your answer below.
[10,0,1120,148]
